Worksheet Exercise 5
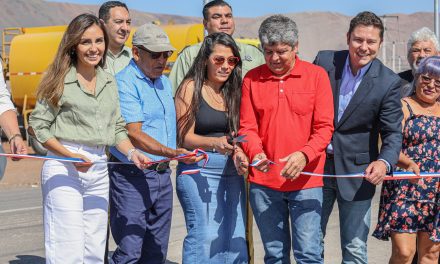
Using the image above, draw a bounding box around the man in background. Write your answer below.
[98,2,132,261]
[99,1,132,75]
[399,27,439,97]
[169,0,264,94]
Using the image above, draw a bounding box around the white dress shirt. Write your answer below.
[0,64,15,115]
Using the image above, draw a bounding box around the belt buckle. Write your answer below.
[155,162,168,172]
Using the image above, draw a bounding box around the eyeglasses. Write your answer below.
[211,56,240,67]
[136,46,173,59]
[420,74,440,88]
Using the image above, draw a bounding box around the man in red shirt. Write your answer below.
[239,15,334,263]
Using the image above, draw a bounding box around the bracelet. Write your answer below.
[8,133,22,144]
[127,148,138,161]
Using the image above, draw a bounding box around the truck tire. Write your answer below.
[29,136,47,156]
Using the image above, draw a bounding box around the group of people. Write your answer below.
[0,0,438,263]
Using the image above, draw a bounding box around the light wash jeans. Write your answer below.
[250,183,323,264]
[176,152,248,264]
[321,177,372,264]
[41,141,109,264]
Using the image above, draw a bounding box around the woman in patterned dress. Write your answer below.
[373,56,440,264]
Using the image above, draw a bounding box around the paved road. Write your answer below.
[0,162,391,264]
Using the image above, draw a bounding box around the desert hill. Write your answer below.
[0,0,436,69]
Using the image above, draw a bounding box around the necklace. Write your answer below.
[413,96,438,115]
[77,73,96,95]
[426,103,438,115]
[205,85,224,105]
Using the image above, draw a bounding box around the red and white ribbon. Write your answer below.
[0,148,210,175]
[250,159,440,180]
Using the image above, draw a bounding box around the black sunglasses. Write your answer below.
[136,46,173,59]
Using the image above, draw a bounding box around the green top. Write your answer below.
[29,66,128,146]
[103,45,132,75]
[168,41,265,95]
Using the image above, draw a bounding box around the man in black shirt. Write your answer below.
[399,27,439,97]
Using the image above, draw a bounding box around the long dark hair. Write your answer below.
[175,32,242,146]
[36,13,108,106]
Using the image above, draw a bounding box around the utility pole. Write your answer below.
[398,56,402,72]
[392,41,396,72]
[380,15,399,69]
[435,0,439,38]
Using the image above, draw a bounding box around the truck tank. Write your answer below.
[4,23,204,154]
[7,23,204,111]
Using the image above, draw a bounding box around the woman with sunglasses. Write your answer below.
[28,14,150,263]
[373,56,440,263]
[174,32,249,263]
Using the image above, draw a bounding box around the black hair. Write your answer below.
[98,1,129,22]
[202,0,233,20]
[176,32,242,147]
[348,11,384,41]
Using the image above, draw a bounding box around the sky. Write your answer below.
[49,0,438,18]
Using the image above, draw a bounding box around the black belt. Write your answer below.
[148,161,170,172]
[109,154,120,162]
[108,154,169,172]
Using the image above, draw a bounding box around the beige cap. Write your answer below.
[132,23,176,52]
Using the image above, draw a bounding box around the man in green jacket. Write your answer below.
[99,1,132,75]
[169,0,264,94]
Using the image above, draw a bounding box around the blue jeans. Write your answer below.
[250,183,323,264]
[321,177,371,264]
[109,163,173,264]
[176,152,248,264]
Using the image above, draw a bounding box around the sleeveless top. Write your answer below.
[373,99,440,241]
[194,97,229,137]
[401,100,440,176]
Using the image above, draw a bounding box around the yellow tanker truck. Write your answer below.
[1,24,204,154]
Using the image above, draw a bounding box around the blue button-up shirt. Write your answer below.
[110,59,177,162]
[338,56,372,121]
[327,55,371,154]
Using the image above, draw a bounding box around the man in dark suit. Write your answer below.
[314,11,403,263]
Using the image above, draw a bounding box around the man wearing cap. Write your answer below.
[108,23,201,263]
[168,0,264,94]
[99,1,132,75]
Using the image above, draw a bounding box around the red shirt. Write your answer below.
[239,57,334,191]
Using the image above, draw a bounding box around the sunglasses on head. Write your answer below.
[211,55,240,67]
[136,46,173,59]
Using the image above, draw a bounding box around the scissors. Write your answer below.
[227,133,248,145]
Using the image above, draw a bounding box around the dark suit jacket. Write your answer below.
[398,69,415,98]
[398,69,414,84]
[314,50,403,201]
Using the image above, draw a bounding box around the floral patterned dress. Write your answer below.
[373,100,440,242]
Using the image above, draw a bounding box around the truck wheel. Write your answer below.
[29,136,47,156]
